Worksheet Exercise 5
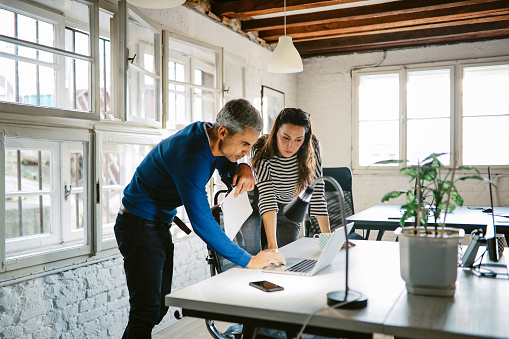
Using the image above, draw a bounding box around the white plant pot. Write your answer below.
[395,226,465,297]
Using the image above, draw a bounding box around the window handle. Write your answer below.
[127,53,136,64]
[64,185,72,200]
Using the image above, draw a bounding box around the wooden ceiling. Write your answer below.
[207,0,509,58]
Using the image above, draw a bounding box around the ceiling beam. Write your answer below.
[211,0,364,19]
[260,9,509,42]
[295,20,509,57]
[242,0,502,32]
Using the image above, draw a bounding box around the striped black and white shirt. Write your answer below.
[254,146,328,218]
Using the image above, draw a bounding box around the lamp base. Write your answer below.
[327,290,368,309]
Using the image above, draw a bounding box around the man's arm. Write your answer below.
[247,249,285,269]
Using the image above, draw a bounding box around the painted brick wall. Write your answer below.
[0,235,209,338]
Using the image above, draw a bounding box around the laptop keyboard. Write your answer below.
[286,259,317,273]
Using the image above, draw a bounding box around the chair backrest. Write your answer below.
[307,167,355,235]
[208,179,262,275]
[323,167,354,218]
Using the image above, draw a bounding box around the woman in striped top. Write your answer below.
[251,108,331,249]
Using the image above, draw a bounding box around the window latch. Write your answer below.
[64,185,72,200]
[127,53,136,64]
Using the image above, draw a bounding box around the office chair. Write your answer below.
[307,167,365,239]
[205,179,345,339]
[205,178,263,339]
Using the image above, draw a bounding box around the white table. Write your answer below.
[166,238,509,338]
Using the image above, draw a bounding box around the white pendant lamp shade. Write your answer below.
[127,0,185,9]
[268,36,303,73]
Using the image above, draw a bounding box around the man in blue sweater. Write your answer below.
[114,99,285,338]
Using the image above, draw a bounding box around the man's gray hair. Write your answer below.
[214,99,263,135]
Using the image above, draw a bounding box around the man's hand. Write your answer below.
[246,249,286,269]
[232,163,255,197]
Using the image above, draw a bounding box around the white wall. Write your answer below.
[138,5,299,107]
[297,39,509,212]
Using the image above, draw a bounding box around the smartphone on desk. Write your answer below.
[249,280,284,292]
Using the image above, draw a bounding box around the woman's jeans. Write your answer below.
[114,211,174,339]
[261,202,302,249]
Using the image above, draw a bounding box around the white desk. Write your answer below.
[166,239,509,338]
[347,204,509,241]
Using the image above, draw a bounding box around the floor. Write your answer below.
[154,316,394,339]
[153,317,234,339]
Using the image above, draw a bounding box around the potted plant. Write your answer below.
[376,153,485,296]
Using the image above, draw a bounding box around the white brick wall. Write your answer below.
[0,235,210,338]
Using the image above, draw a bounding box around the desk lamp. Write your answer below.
[284,176,368,309]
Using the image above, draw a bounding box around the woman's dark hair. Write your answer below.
[251,108,318,194]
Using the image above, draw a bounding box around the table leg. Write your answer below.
[242,324,259,339]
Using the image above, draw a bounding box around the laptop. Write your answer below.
[263,222,354,276]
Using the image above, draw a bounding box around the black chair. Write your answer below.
[205,178,262,338]
[205,179,348,339]
[307,167,365,239]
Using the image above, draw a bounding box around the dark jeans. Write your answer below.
[261,202,302,249]
[114,211,174,339]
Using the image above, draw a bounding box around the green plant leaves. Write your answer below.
[377,152,485,231]
[381,190,405,202]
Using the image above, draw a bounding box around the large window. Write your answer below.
[0,0,99,118]
[164,32,221,130]
[2,127,90,264]
[354,59,509,168]
[0,0,234,279]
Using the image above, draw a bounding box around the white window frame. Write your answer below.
[1,124,92,273]
[125,5,162,127]
[0,0,100,120]
[353,57,509,171]
[162,31,222,130]
[93,129,163,251]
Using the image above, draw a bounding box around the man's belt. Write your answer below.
[119,206,192,235]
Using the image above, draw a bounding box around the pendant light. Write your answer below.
[127,0,185,9]
[268,0,303,73]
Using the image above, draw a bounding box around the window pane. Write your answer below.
[463,116,509,165]
[0,8,15,38]
[128,19,155,73]
[128,71,157,120]
[463,64,509,165]
[18,61,38,105]
[359,121,399,166]
[359,73,399,121]
[407,69,450,119]
[463,65,509,117]
[224,55,245,100]
[17,14,37,59]
[70,192,84,230]
[408,118,450,165]
[101,143,153,241]
[0,57,16,103]
[406,69,451,164]
[0,43,91,111]
[39,65,56,107]
[5,148,52,243]
[358,73,400,165]
[193,89,215,122]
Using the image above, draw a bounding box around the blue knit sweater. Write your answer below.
[122,122,252,267]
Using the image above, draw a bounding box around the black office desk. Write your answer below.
[347,204,509,241]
